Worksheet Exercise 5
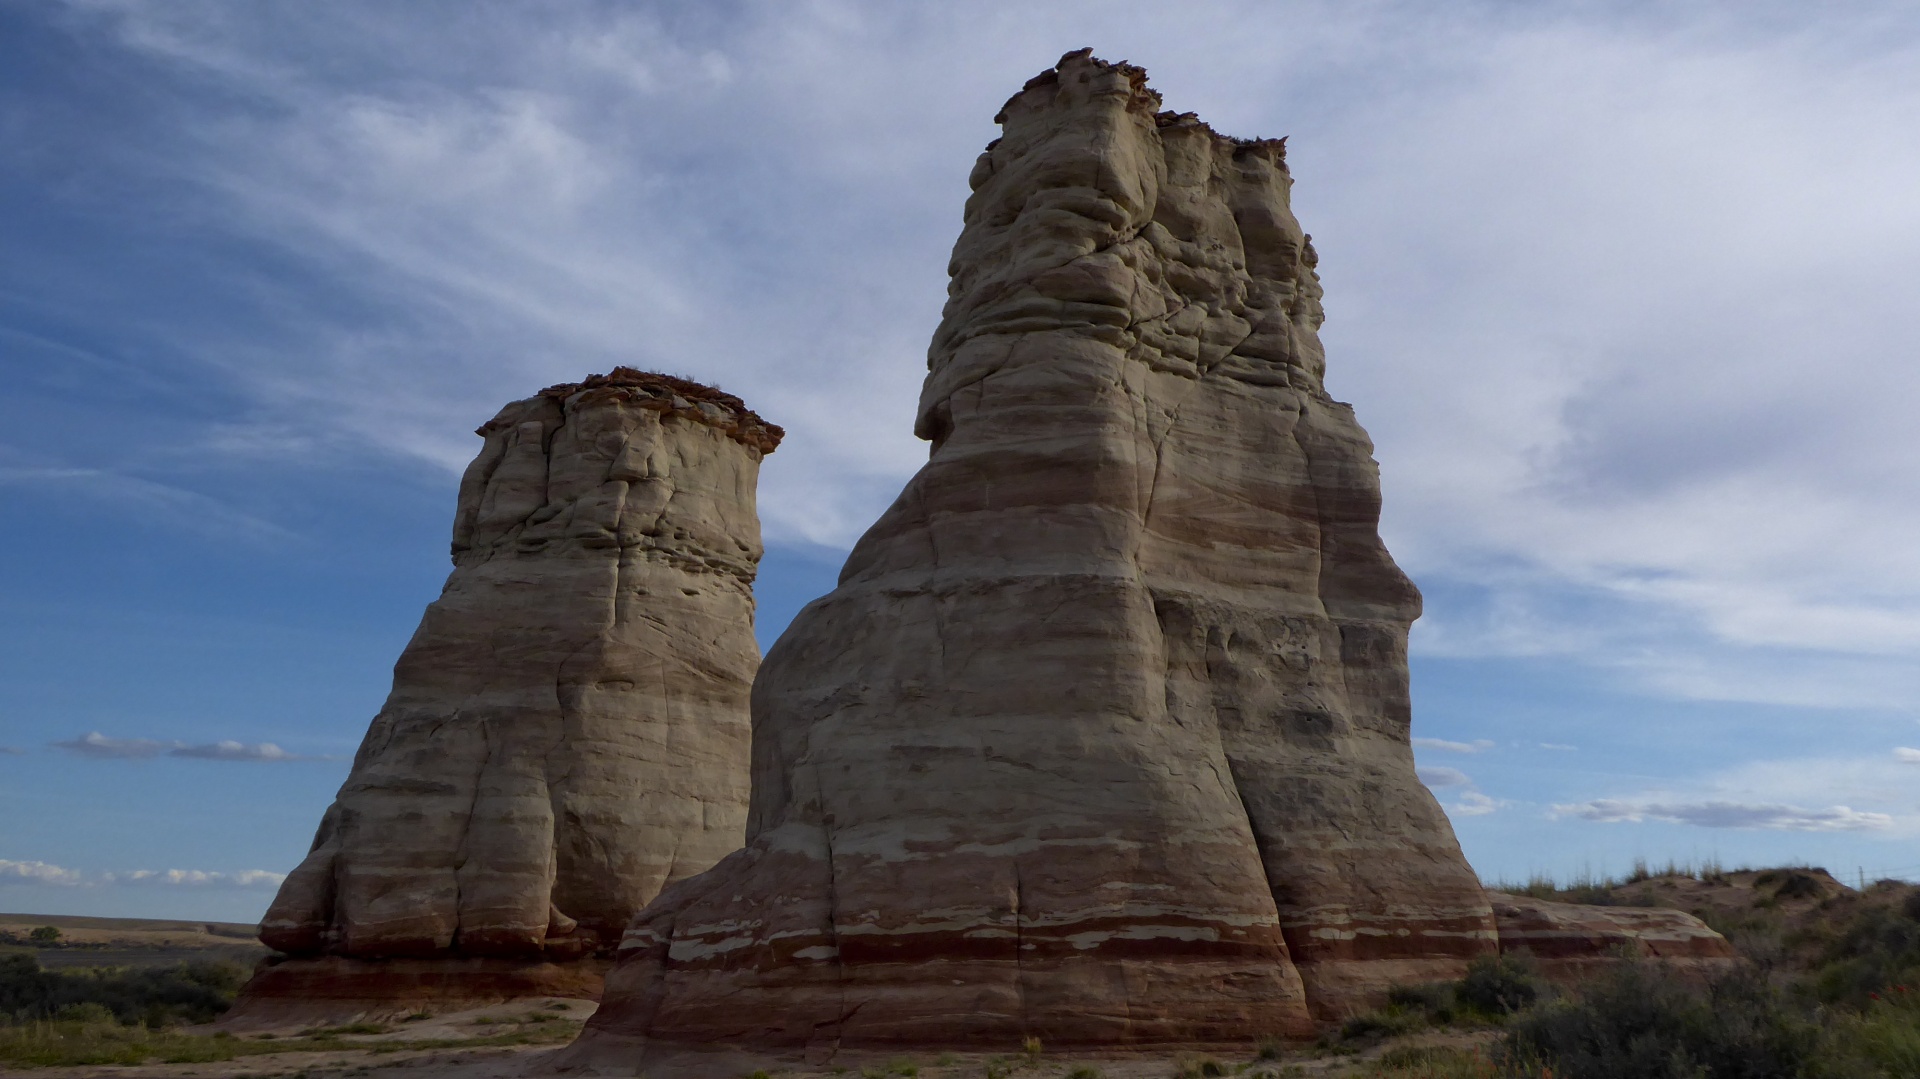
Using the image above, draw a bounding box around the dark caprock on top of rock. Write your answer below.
[227,369,778,1023]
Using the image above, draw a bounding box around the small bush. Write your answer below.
[1455,955,1542,1016]
[1359,1045,1497,1078]
[1337,1007,1424,1043]
[1387,982,1458,1024]
[28,927,61,944]
[1172,1057,1226,1078]
[1826,987,1920,1077]
[53,1001,116,1023]
[1811,903,1920,1007]
[298,1022,389,1036]
[1065,1066,1102,1079]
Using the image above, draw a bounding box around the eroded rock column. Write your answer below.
[236,369,779,1018]
[571,52,1494,1065]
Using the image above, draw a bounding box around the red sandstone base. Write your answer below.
[220,955,610,1030]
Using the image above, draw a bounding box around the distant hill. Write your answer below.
[0,912,267,970]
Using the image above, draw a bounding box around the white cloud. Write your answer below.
[1418,765,1473,789]
[51,732,181,759]
[19,1,1920,715]
[0,858,282,889]
[1557,799,1892,833]
[1539,743,1578,751]
[1419,765,1505,818]
[0,859,86,886]
[1413,737,1495,754]
[1448,791,1501,818]
[106,868,286,888]
[50,732,327,761]
[1895,747,1920,763]
[170,740,316,762]
[1553,753,1920,836]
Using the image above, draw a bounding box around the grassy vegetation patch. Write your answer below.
[0,1016,581,1068]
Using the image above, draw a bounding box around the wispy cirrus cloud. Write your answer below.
[50,732,330,761]
[0,453,294,545]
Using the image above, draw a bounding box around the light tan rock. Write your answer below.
[238,369,779,1015]
[571,51,1496,1067]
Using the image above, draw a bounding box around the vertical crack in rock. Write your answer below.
[232,369,779,1023]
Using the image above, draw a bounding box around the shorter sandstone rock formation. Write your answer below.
[1492,895,1738,982]
[230,369,779,1023]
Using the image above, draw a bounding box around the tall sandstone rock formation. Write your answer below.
[237,369,780,1017]
[574,51,1496,1062]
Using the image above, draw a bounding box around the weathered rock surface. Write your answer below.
[570,51,1499,1064]
[237,369,779,1017]
[1491,895,1738,982]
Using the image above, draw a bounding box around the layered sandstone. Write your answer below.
[570,51,1497,1065]
[234,369,779,1020]
[1492,895,1738,982]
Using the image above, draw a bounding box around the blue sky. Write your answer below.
[3,0,1918,922]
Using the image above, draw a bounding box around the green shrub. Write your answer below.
[1455,955,1542,1016]
[1812,904,1920,1007]
[1826,987,1920,1077]
[53,1001,116,1023]
[1357,1045,1497,1078]
[1387,981,1458,1024]
[1337,1006,1424,1043]
[1500,962,1817,1079]
[27,927,60,945]
[0,952,245,1026]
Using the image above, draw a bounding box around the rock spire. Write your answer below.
[234,368,779,1019]
[571,50,1495,1063]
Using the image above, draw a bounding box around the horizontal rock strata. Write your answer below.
[1491,895,1739,981]
[570,51,1498,1067]
[234,368,778,1019]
